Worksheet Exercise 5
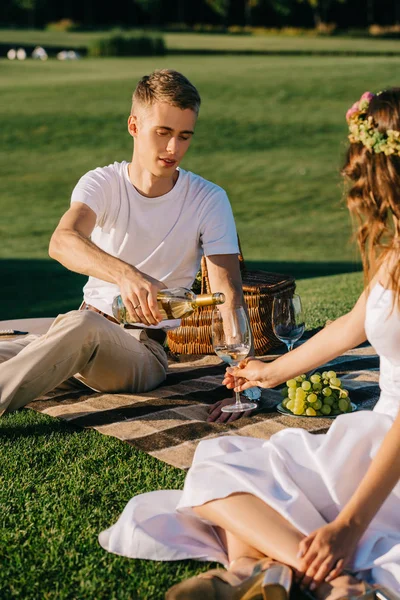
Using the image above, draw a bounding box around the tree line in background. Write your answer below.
[2,0,400,31]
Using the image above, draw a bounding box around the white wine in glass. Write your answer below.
[212,306,257,413]
[272,294,305,352]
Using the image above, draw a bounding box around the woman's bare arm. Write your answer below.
[226,287,368,390]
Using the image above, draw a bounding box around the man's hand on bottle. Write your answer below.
[119,269,167,326]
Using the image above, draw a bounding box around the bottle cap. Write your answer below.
[212,292,225,305]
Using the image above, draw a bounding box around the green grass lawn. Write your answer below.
[2,52,391,322]
[1,28,400,54]
[0,51,388,598]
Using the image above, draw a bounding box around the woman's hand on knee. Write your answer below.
[296,521,358,591]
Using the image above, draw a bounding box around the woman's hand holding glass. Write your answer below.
[212,306,257,413]
[223,294,305,393]
[223,358,271,392]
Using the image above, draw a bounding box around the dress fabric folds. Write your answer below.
[99,283,400,592]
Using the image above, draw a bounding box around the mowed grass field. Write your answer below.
[2,28,400,54]
[1,51,399,599]
[2,52,392,322]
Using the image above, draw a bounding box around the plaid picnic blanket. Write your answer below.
[26,339,380,470]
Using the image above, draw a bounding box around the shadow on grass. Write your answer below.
[0,258,362,320]
[0,410,83,439]
[245,260,362,280]
[0,259,86,320]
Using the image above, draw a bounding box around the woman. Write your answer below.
[99,90,400,600]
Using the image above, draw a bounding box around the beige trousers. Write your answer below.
[0,310,168,416]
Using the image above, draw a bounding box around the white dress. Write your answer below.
[99,283,400,592]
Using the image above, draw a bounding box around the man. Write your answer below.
[0,69,248,422]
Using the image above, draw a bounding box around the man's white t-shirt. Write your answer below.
[71,161,239,328]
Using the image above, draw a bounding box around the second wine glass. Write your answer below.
[272,294,305,352]
[212,306,258,413]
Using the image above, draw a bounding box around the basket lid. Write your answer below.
[241,270,295,294]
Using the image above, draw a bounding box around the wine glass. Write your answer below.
[212,306,257,413]
[272,294,305,352]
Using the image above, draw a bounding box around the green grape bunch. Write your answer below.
[281,370,352,417]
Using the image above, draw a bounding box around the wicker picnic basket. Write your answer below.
[167,252,296,356]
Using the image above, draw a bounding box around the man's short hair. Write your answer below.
[131,69,201,116]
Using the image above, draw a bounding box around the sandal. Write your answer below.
[374,589,400,600]
[338,581,400,600]
[165,558,293,600]
[262,562,293,600]
[302,578,400,600]
[335,581,381,600]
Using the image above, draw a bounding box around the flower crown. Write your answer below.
[346,91,400,157]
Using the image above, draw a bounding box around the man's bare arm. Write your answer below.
[49,203,131,283]
[205,254,256,422]
[49,202,165,324]
[204,253,243,305]
[205,253,253,347]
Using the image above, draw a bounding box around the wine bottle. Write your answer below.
[112,287,225,324]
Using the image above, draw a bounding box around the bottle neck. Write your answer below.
[157,287,193,301]
[194,293,225,307]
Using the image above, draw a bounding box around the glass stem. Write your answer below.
[234,377,243,408]
[287,342,294,352]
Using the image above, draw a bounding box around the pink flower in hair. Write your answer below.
[346,102,360,122]
[346,92,375,123]
[360,91,374,103]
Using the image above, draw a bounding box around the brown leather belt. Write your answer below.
[80,302,166,345]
